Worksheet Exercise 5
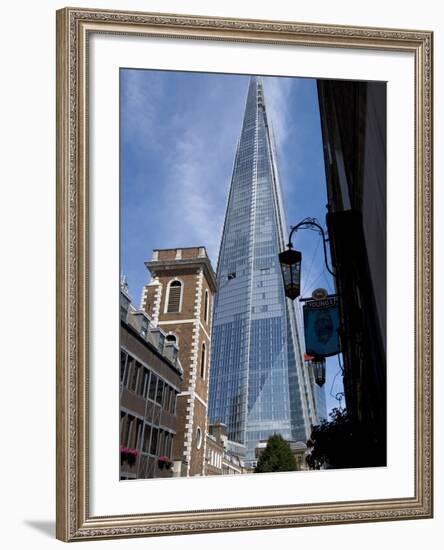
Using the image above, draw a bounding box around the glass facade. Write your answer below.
[208,77,318,463]
[315,385,328,422]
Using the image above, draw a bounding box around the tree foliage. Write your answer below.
[255,434,296,473]
[306,408,385,469]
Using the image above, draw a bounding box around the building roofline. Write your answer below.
[121,319,184,378]
[152,246,208,252]
[145,256,218,293]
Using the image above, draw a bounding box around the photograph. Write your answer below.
[118,69,387,480]
[0,0,439,545]
[54,6,433,541]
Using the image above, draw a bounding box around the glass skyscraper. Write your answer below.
[208,77,318,463]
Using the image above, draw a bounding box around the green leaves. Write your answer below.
[306,408,386,469]
[255,434,297,473]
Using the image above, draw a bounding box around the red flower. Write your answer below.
[158,456,172,470]
[120,446,139,456]
[120,446,139,466]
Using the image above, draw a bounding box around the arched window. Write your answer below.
[165,333,177,344]
[200,342,206,378]
[204,289,209,323]
[195,426,202,450]
[166,280,182,313]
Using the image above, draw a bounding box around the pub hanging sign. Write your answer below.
[303,294,340,357]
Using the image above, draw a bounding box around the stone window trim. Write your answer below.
[203,289,209,323]
[200,342,206,379]
[195,426,202,450]
[164,278,184,314]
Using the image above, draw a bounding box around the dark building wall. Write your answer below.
[317,79,387,466]
[361,83,387,354]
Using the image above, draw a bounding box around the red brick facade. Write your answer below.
[142,247,217,477]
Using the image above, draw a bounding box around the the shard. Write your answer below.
[208,77,318,464]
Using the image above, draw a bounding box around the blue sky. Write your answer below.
[120,69,344,415]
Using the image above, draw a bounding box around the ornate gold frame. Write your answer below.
[56,7,433,542]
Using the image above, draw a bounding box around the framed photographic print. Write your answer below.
[56,7,433,541]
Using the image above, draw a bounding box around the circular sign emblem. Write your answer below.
[312,287,328,300]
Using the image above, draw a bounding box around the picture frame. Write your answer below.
[56,6,433,541]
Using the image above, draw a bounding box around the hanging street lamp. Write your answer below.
[304,353,327,388]
[279,217,334,301]
[278,248,302,300]
[311,356,326,387]
[282,218,339,392]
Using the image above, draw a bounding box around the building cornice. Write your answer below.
[145,257,217,293]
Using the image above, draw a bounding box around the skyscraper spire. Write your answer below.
[208,77,317,464]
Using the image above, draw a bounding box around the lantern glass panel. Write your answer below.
[281,263,292,286]
[279,249,302,300]
[291,262,301,281]
[312,358,326,387]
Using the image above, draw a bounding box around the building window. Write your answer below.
[121,414,135,447]
[142,424,152,453]
[195,427,202,450]
[150,427,159,455]
[120,350,127,383]
[129,361,141,393]
[204,290,209,322]
[156,379,164,405]
[142,369,150,398]
[162,384,171,409]
[133,418,143,449]
[140,317,149,338]
[148,373,157,401]
[165,433,173,457]
[126,357,137,391]
[200,342,206,378]
[158,430,165,457]
[169,390,177,414]
[123,356,134,387]
[166,280,182,313]
[156,332,165,354]
[120,413,128,446]
[135,362,144,394]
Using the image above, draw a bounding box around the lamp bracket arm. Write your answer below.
[287,218,335,278]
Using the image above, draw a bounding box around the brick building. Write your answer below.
[206,422,246,476]
[119,281,183,479]
[205,424,225,476]
[142,247,217,477]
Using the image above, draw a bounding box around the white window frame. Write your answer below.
[203,289,209,323]
[195,427,202,450]
[164,277,184,314]
[200,342,206,379]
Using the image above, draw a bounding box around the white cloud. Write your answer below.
[159,79,246,266]
[122,72,302,275]
[262,77,294,150]
[160,76,300,267]
[121,69,164,150]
